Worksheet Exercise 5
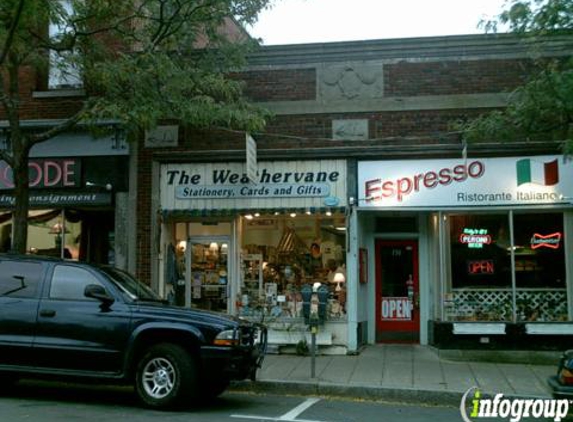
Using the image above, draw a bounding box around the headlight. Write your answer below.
[213,329,239,346]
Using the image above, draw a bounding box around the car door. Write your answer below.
[0,259,44,367]
[33,263,132,374]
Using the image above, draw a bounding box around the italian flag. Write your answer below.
[516,158,559,186]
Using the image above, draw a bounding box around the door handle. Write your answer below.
[39,309,56,317]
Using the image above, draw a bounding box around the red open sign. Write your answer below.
[467,260,494,275]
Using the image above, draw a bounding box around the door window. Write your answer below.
[49,265,103,300]
[0,261,42,298]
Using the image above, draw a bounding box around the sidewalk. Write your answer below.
[232,345,558,406]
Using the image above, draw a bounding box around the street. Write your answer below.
[0,379,560,422]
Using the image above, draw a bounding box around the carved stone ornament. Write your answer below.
[145,125,179,148]
[332,119,369,140]
[320,63,384,102]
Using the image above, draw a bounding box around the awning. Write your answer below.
[161,206,346,221]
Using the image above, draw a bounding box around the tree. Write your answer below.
[0,0,271,254]
[458,0,573,154]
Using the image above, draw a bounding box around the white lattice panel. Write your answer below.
[449,289,567,322]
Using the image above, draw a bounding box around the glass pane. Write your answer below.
[513,212,566,322]
[0,221,11,252]
[379,245,413,297]
[50,265,101,300]
[240,213,347,321]
[28,210,81,259]
[447,213,512,322]
[450,214,511,289]
[190,239,229,312]
[0,260,42,298]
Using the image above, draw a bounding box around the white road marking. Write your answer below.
[230,397,326,422]
[279,398,321,420]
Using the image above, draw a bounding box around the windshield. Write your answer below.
[100,267,161,302]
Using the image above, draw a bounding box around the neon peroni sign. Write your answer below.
[365,160,485,202]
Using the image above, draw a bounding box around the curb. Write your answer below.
[230,379,465,407]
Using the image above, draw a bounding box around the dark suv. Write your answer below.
[0,253,266,409]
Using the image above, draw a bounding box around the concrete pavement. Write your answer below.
[232,344,559,406]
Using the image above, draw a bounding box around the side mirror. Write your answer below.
[84,284,115,305]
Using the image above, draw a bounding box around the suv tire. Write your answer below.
[135,343,196,409]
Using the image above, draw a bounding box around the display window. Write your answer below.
[0,209,115,264]
[167,212,347,321]
[239,212,347,321]
[444,211,567,322]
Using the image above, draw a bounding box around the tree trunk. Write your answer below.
[11,135,30,254]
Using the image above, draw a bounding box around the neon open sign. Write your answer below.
[459,228,492,249]
[468,260,495,275]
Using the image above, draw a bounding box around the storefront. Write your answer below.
[159,159,350,352]
[0,129,129,266]
[355,154,573,350]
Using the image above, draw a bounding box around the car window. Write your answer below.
[49,265,103,301]
[0,260,42,298]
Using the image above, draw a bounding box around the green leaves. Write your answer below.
[1,0,272,134]
[85,47,269,132]
[461,0,573,153]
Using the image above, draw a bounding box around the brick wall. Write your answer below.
[237,68,316,102]
[384,59,536,97]
[0,66,85,121]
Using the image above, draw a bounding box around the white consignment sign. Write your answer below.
[358,155,573,208]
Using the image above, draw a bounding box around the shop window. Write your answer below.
[445,212,568,323]
[239,213,347,321]
[28,210,81,259]
[449,214,511,289]
[0,210,114,264]
[0,221,11,252]
[513,213,566,321]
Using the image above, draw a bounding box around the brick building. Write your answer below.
[136,33,573,353]
[0,64,130,265]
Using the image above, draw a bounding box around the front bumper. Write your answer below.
[548,375,573,398]
[201,325,267,381]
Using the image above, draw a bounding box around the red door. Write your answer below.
[375,240,419,343]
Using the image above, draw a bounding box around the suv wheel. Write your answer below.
[135,343,196,409]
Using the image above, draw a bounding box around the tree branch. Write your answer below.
[0,0,25,66]
[29,105,89,145]
[0,149,13,166]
